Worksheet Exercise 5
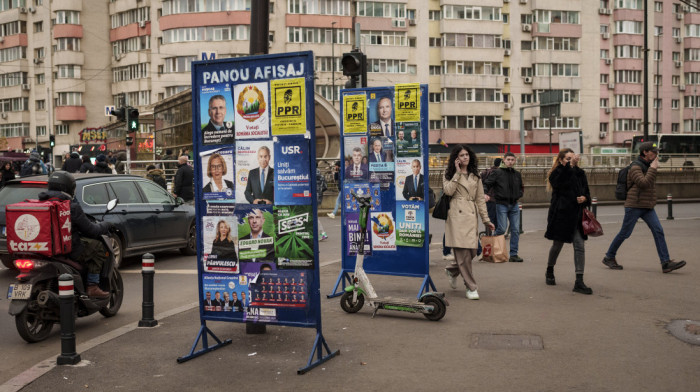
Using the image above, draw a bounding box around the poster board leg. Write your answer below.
[297,332,339,374]
[326,270,353,298]
[417,275,437,299]
[177,322,232,363]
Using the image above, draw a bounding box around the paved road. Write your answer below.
[2,204,700,391]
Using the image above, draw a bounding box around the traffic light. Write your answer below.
[127,107,139,131]
[341,49,367,88]
[111,107,126,122]
[49,135,55,147]
[125,136,134,146]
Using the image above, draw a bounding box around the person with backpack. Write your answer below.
[61,151,82,173]
[146,164,167,190]
[602,142,686,273]
[20,150,47,177]
[316,162,328,241]
[79,155,95,173]
[93,154,112,174]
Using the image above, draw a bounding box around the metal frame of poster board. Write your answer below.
[177,51,338,374]
[327,85,434,299]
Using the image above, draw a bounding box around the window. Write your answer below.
[601,98,609,108]
[109,181,144,204]
[35,47,45,59]
[56,65,81,79]
[428,10,441,20]
[521,94,533,104]
[287,27,350,44]
[0,72,27,87]
[600,123,608,134]
[35,100,45,110]
[82,184,110,205]
[673,52,681,61]
[442,116,504,129]
[34,22,43,33]
[55,92,82,106]
[429,65,441,75]
[601,74,609,83]
[367,58,407,73]
[161,57,194,74]
[429,120,441,130]
[672,123,679,133]
[534,10,580,24]
[615,70,642,83]
[356,1,406,18]
[443,88,503,102]
[653,99,662,108]
[654,75,662,85]
[655,1,662,12]
[441,33,502,49]
[429,37,441,47]
[55,124,69,135]
[534,117,581,129]
[36,74,44,84]
[672,99,679,109]
[654,26,663,36]
[0,123,30,137]
[428,92,441,102]
[54,38,81,52]
[522,41,532,50]
[615,95,641,108]
[615,20,643,34]
[614,45,642,58]
[535,63,580,77]
[55,10,80,25]
[36,125,46,136]
[615,0,643,10]
[137,181,174,204]
[360,30,407,46]
[601,49,609,58]
[673,28,680,38]
[654,50,662,61]
[441,5,501,21]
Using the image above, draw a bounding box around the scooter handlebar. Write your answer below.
[349,190,372,208]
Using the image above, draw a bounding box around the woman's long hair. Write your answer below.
[546,148,574,192]
[444,144,479,180]
[215,220,234,242]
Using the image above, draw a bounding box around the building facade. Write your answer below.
[0,0,696,161]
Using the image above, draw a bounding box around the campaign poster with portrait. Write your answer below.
[270,77,306,135]
[396,201,425,247]
[235,205,275,262]
[345,213,371,256]
[394,157,413,202]
[342,183,380,213]
[395,121,421,157]
[234,82,270,139]
[200,148,235,200]
[202,215,238,273]
[248,270,308,317]
[370,212,396,251]
[274,139,312,205]
[200,83,235,145]
[235,141,275,205]
[343,93,368,134]
[274,205,314,268]
[394,83,421,123]
[368,93,394,138]
[201,273,247,313]
[368,136,394,187]
[343,136,369,181]
[397,156,425,202]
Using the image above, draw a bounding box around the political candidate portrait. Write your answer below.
[239,208,274,260]
[202,95,227,134]
[344,146,369,179]
[371,97,393,137]
[202,153,234,193]
[402,159,424,201]
[244,145,274,204]
[368,137,388,163]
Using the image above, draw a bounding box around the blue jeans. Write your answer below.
[331,192,341,215]
[605,207,670,263]
[496,203,520,257]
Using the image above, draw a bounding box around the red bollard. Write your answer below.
[57,274,81,365]
[138,253,158,327]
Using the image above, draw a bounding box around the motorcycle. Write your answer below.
[7,199,124,343]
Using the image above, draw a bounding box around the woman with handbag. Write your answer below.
[544,148,593,295]
[443,145,495,300]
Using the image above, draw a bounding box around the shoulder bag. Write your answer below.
[582,208,603,237]
[432,191,450,220]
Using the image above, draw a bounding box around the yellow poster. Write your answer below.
[270,77,306,135]
[343,94,368,134]
[394,83,420,123]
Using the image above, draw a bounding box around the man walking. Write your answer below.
[602,142,686,273]
[173,155,194,202]
[483,152,523,262]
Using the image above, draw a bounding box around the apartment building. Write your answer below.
[0,0,695,161]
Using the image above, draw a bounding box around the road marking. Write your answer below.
[320,258,341,267]
[120,269,198,275]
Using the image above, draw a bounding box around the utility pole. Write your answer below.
[643,0,649,139]
[331,21,336,106]
[655,32,661,134]
[249,1,269,55]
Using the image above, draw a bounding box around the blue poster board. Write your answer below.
[179,51,337,373]
[328,85,433,298]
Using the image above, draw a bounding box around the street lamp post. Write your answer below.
[656,32,662,134]
[331,21,336,106]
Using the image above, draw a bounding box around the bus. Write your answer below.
[631,134,700,169]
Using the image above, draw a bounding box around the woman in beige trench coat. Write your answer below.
[443,145,495,300]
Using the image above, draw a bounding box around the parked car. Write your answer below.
[0,173,196,269]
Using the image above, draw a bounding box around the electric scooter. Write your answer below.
[339,190,448,321]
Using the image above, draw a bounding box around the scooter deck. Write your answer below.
[370,296,427,307]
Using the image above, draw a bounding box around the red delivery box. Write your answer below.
[6,199,72,256]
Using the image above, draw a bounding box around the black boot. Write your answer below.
[573,274,592,295]
[545,266,556,286]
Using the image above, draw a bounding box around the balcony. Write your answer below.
[55,106,86,121]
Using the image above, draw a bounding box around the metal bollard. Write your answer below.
[591,197,598,217]
[518,203,524,234]
[666,194,674,220]
[138,253,158,327]
[57,274,81,365]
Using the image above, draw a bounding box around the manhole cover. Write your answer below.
[667,320,700,346]
[469,334,543,350]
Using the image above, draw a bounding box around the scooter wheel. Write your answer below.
[422,296,447,321]
[340,291,364,313]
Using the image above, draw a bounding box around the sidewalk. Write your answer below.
[6,217,700,392]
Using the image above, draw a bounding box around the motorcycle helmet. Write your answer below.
[48,171,76,197]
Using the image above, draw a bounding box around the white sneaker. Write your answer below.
[466,289,480,300]
[326,213,335,219]
[442,254,455,261]
[445,269,457,289]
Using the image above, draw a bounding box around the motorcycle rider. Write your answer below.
[38,171,112,298]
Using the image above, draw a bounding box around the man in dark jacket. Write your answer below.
[61,151,82,173]
[39,171,112,298]
[603,142,686,273]
[115,152,127,174]
[173,155,194,202]
[79,156,95,173]
[480,157,502,231]
[146,164,167,189]
[93,154,112,173]
[483,152,524,263]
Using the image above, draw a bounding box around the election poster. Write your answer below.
[395,83,421,123]
[368,136,394,187]
[343,93,368,134]
[370,212,396,251]
[345,213,371,256]
[200,148,235,200]
[396,121,421,157]
[249,270,308,309]
[394,157,413,202]
[270,77,306,135]
[202,215,239,273]
[200,83,235,145]
[201,273,248,313]
[398,157,425,202]
[274,205,314,268]
[236,205,275,262]
[343,136,369,181]
[396,202,425,247]
[235,141,275,205]
[343,183,380,213]
[274,139,312,205]
[234,82,270,139]
[368,93,394,138]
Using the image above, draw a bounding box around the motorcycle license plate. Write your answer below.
[7,284,32,300]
